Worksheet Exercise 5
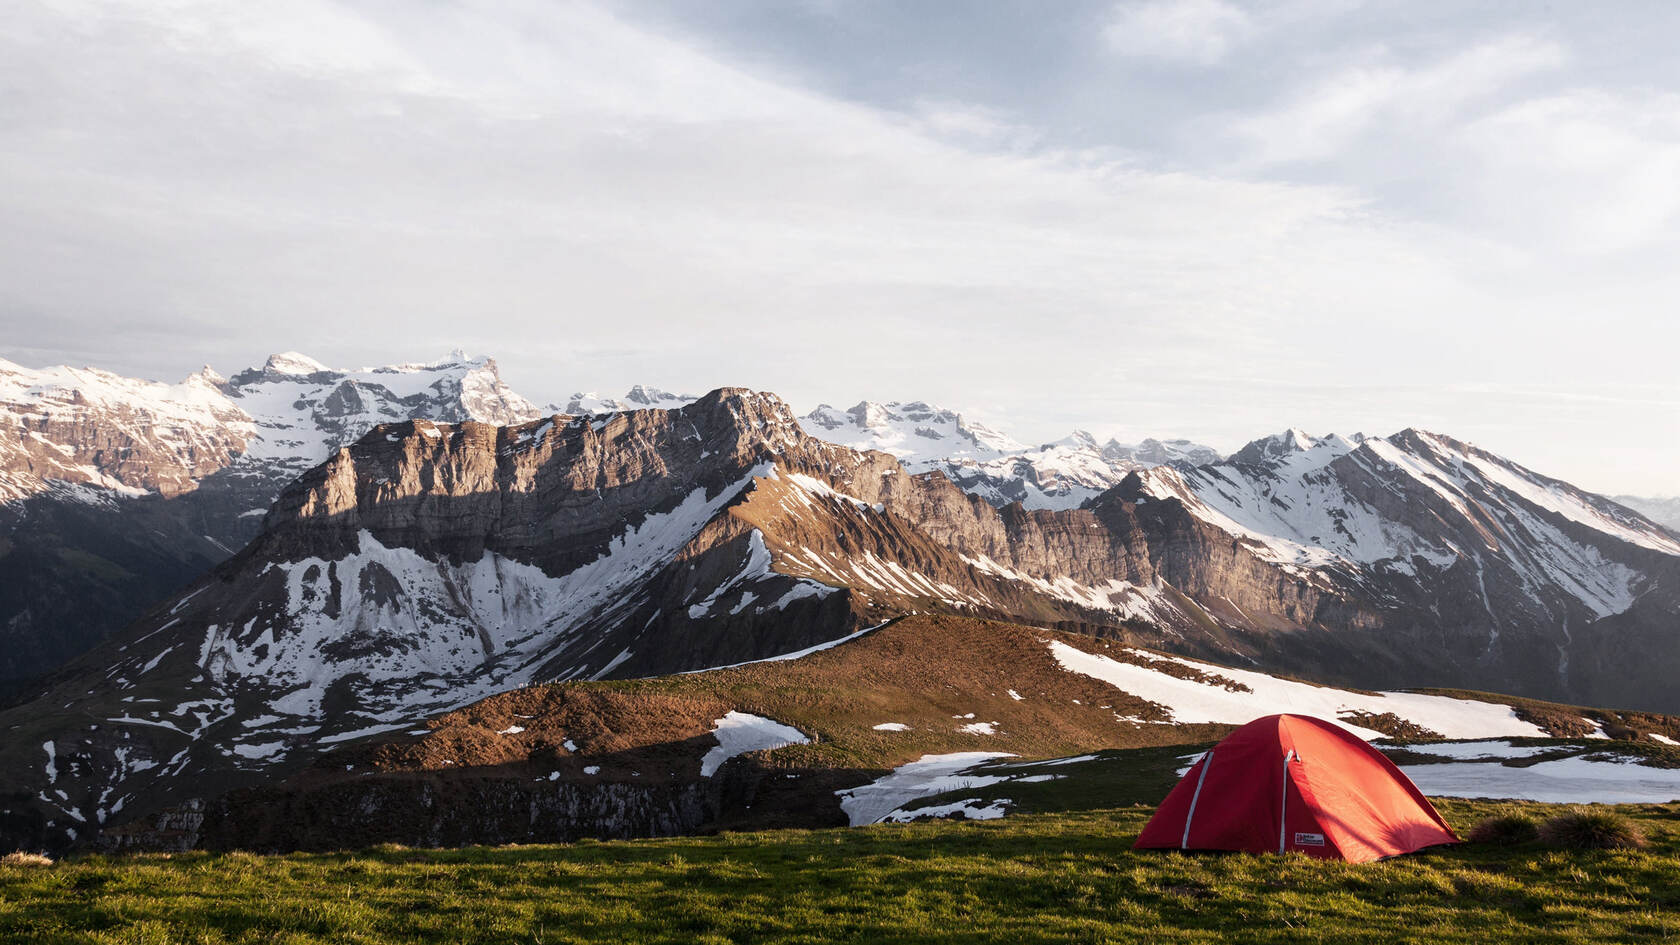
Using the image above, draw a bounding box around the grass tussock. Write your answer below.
[0,852,54,868]
[1539,808,1647,850]
[1468,813,1539,846]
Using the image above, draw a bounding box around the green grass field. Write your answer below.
[4,799,1678,944]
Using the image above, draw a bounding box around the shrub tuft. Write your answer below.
[1468,814,1538,846]
[1538,808,1646,850]
[0,852,55,868]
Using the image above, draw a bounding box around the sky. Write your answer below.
[1,0,1676,496]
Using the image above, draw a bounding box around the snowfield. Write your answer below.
[1399,753,1680,804]
[699,712,810,777]
[835,752,1017,826]
[1048,641,1547,740]
[881,798,1012,823]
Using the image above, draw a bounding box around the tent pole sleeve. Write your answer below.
[1181,749,1213,849]
[1278,749,1295,854]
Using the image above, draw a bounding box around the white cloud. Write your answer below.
[1233,35,1567,164]
[1103,0,1256,65]
[1225,33,1680,256]
[1457,90,1680,254]
[0,0,1463,377]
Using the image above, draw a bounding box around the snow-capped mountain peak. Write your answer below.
[557,386,699,415]
[0,356,255,500]
[623,385,694,408]
[1225,428,1376,467]
[797,398,1223,511]
[0,352,542,506]
[1055,430,1100,451]
[189,364,227,387]
[1102,437,1224,467]
[800,400,1028,462]
[260,351,331,376]
[223,353,542,475]
[1131,425,1680,631]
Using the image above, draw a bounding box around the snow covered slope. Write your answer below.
[219,350,541,489]
[60,613,1680,852]
[1047,641,1547,740]
[1613,495,1680,532]
[0,351,544,688]
[555,385,696,416]
[0,357,252,502]
[799,400,1220,510]
[1122,427,1680,710]
[1,350,540,507]
[1132,427,1680,590]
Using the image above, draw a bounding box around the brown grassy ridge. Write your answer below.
[340,615,1238,782]
[334,615,1680,786]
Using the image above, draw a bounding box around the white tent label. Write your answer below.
[1293,832,1326,846]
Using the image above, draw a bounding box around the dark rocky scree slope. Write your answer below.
[1,388,1677,853]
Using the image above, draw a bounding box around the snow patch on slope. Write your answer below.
[964,555,1177,622]
[1402,755,1680,804]
[1047,641,1546,740]
[834,752,1016,826]
[699,712,809,777]
[193,472,766,727]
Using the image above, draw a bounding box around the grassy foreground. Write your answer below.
[3,801,1679,945]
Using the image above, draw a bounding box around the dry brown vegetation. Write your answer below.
[0,852,53,868]
[329,616,1237,788]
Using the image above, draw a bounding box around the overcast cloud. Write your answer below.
[1,0,1675,494]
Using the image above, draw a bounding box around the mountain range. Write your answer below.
[0,353,1216,690]
[1,351,1676,853]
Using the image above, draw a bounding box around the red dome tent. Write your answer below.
[1135,714,1459,863]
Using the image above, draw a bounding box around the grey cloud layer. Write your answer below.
[0,0,1675,494]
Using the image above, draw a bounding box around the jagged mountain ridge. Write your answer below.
[544,392,1218,511]
[798,399,1222,510]
[1127,426,1680,707]
[0,351,541,689]
[0,350,539,507]
[2,387,1678,853]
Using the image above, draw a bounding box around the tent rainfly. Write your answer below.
[1134,713,1460,863]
